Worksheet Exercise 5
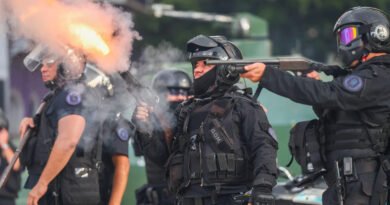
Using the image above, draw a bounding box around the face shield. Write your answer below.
[23,44,59,72]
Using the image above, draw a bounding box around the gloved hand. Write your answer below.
[309,63,347,77]
[251,185,275,205]
[132,102,153,134]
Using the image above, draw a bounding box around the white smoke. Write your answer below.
[2,0,140,74]
[129,42,190,135]
[134,41,186,76]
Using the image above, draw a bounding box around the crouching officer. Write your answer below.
[133,69,192,205]
[242,7,390,205]
[165,35,278,205]
[19,45,101,205]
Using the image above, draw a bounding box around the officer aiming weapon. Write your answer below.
[205,56,346,76]
[335,161,345,205]
[205,56,347,99]
[0,93,52,188]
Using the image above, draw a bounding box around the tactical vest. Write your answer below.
[168,92,253,194]
[22,91,101,205]
[323,110,389,158]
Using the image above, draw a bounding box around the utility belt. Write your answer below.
[329,157,383,205]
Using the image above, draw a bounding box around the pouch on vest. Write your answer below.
[166,152,184,193]
[60,158,100,205]
[20,113,44,167]
[19,134,37,167]
[289,119,325,174]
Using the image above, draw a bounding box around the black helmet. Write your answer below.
[0,109,8,130]
[187,35,242,63]
[152,70,192,93]
[186,35,243,88]
[333,7,390,65]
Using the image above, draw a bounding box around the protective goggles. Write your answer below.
[168,88,189,96]
[337,26,366,46]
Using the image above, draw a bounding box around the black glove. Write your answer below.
[251,186,275,205]
[309,63,348,77]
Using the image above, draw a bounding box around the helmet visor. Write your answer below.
[168,88,189,96]
[337,26,359,46]
[23,44,59,72]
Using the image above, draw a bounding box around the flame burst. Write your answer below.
[68,23,110,56]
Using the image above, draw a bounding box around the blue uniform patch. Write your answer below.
[116,128,129,141]
[66,92,82,106]
[343,75,363,92]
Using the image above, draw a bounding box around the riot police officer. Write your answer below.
[0,109,21,205]
[162,35,278,205]
[19,46,101,205]
[241,6,390,205]
[133,69,192,205]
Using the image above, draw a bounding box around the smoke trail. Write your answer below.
[3,0,140,74]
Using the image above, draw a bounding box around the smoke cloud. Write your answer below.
[2,0,140,74]
[133,41,186,76]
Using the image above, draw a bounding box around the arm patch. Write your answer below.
[342,75,363,92]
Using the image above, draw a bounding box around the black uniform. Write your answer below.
[134,111,176,205]
[260,55,390,204]
[166,89,278,205]
[22,83,101,205]
[0,143,21,205]
[98,114,130,205]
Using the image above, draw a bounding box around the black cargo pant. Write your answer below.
[323,158,387,205]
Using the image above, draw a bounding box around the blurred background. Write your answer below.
[1,0,390,204]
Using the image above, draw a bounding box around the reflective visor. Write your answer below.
[338,26,358,46]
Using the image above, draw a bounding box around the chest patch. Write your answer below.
[342,75,363,92]
[66,92,82,106]
[116,127,129,141]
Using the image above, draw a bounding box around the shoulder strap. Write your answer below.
[95,121,104,167]
[209,95,235,119]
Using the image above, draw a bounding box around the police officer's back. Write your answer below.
[165,35,278,205]
[241,6,390,205]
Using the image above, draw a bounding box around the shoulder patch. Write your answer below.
[342,75,363,92]
[116,127,130,141]
[66,92,82,105]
